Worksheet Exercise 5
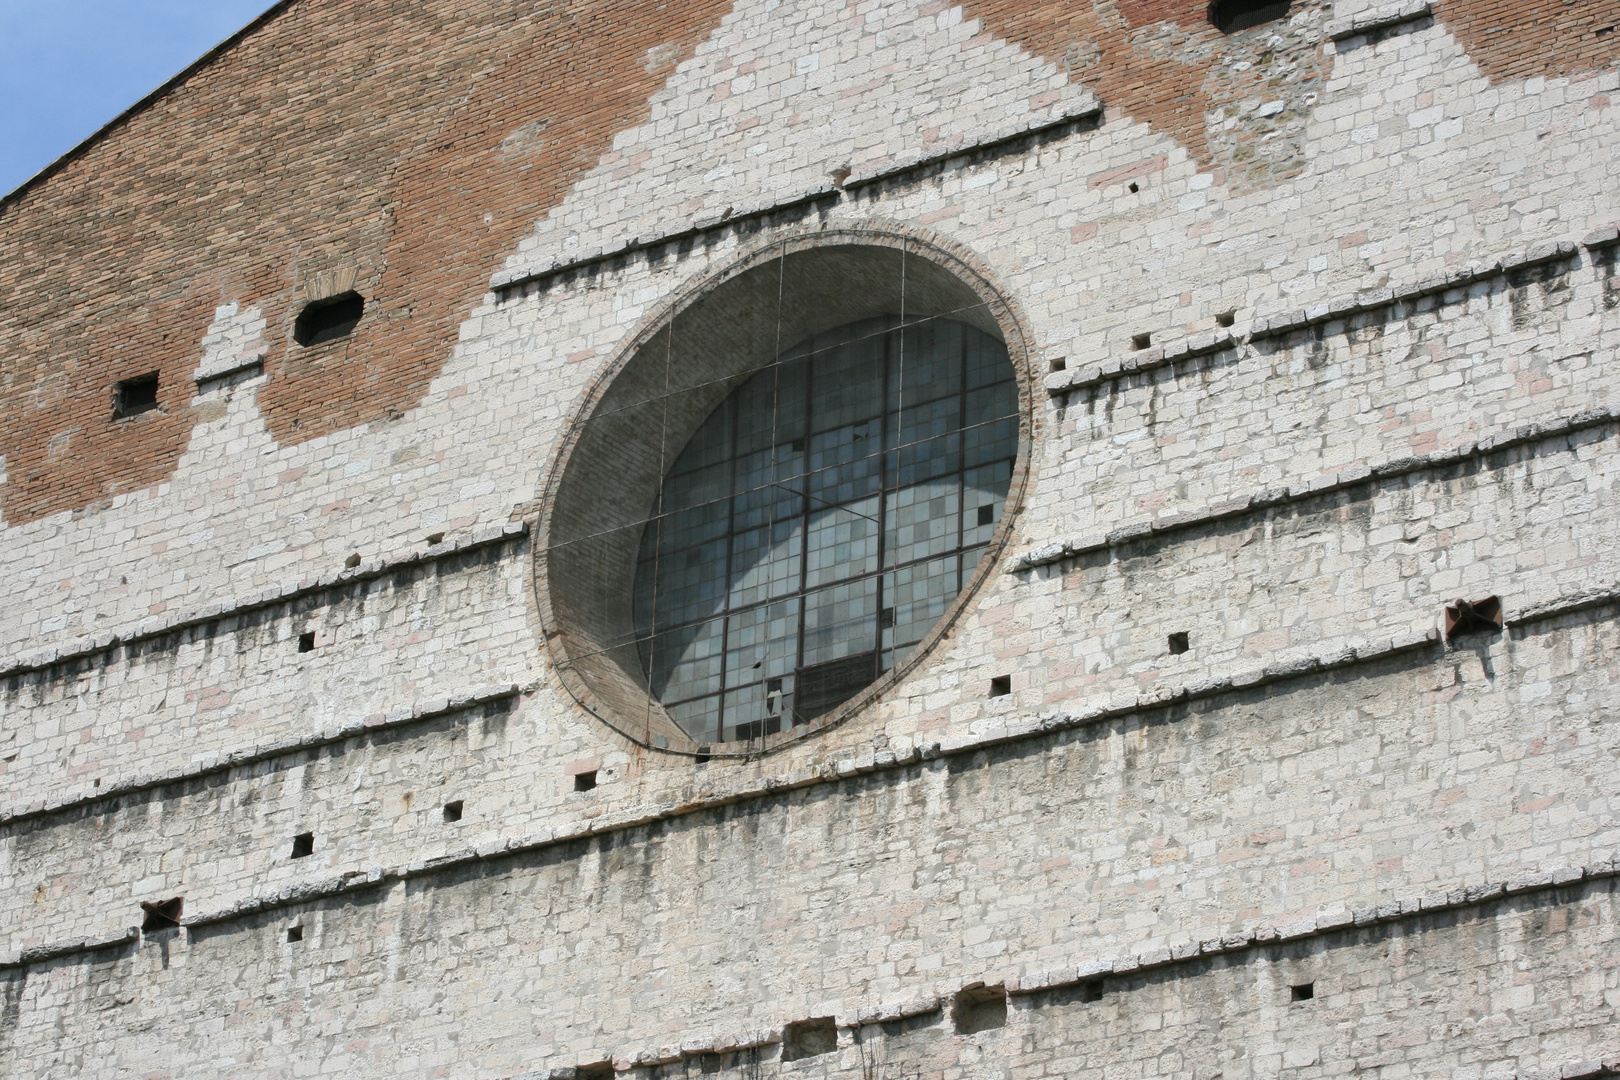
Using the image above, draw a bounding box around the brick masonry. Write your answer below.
[1,0,1618,1076]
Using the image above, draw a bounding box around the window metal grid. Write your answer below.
[633,315,1016,744]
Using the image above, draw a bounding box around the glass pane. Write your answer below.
[632,315,1017,742]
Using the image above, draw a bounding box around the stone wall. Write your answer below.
[1,0,1618,1075]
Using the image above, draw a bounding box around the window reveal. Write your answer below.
[633,315,1017,745]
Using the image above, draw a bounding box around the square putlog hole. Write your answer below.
[442,800,463,822]
[297,631,316,653]
[781,1017,838,1061]
[1168,632,1190,655]
[574,771,598,792]
[575,1063,614,1080]
[1131,332,1152,350]
[290,832,314,859]
[286,925,304,943]
[1291,982,1315,1001]
[113,372,160,418]
[952,984,1007,1034]
[989,675,1011,698]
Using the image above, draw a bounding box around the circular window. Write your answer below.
[536,233,1030,754]
[635,315,1017,745]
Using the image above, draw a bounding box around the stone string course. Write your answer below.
[0,683,522,828]
[13,589,1620,970]
[1009,402,1620,572]
[0,521,527,682]
[490,102,1103,299]
[1041,234,1590,400]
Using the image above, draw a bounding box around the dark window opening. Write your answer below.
[1292,982,1315,1001]
[290,832,314,859]
[1131,332,1152,350]
[287,925,304,943]
[782,1017,839,1061]
[989,675,1012,697]
[732,716,782,741]
[1217,311,1236,328]
[952,984,1007,1034]
[1168,632,1191,655]
[574,770,598,792]
[139,896,184,932]
[1049,356,1067,372]
[442,800,463,822]
[297,631,316,653]
[294,291,365,347]
[795,651,879,722]
[114,372,160,419]
[1210,0,1291,33]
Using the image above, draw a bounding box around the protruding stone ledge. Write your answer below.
[193,352,265,395]
[1008,402,1619,572]
[0,683,524,828]
[1045,236,1584,400]
[17,608,1620,974]
[61,629,1441,945]
[491,103,1101,301]
[1007,851,1619,998]
[1325,0,1432,42]
[0,521,528,683]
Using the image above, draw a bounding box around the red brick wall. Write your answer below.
[1,0,1613,526]
[0,0,731,525]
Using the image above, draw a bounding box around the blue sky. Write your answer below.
[0,1,275,197]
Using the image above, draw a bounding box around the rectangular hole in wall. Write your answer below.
[113,372,160,418]
[1168,632,1190,655]
[952,984,1007,1034]
[1131,332,1152,350]
[442,800,463,822]
[782,1017,838,1061]
[575,1062,614,1080]
[290,832,314,859]
[989,675,1011,697]
[297,631,316,653]
[1216,310,1236,327]
[287,925,303,943]
[1049,356,1066,372]
[1291,982,1315,1001]
[574,770,598,792]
